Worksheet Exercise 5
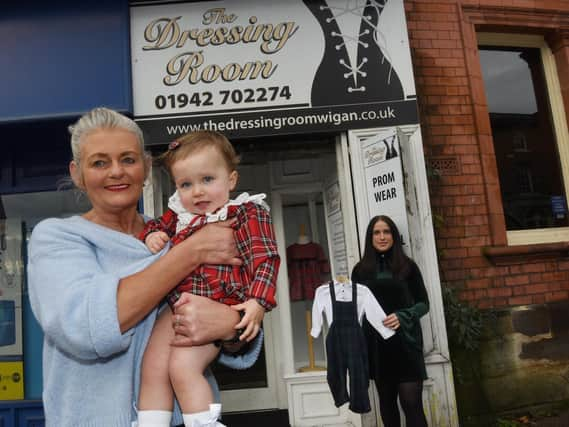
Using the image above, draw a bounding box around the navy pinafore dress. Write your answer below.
[325,281,371,413]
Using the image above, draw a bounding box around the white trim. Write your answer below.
[337,133,361,273]
[507,227,569,246]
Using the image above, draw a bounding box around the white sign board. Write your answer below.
[351,128,410,252]
[130,0,418,142]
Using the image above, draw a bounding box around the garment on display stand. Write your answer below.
[310,280,394,414]
[310,279,394,339]
[286,235,330,301]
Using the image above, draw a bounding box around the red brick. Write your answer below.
[542,272,568,282]
[477,300,494,309]
[488,288,512,298]
[462,256,488,268]
[546,291,569,302]
[443,248,469,258]
[509,263,547,274]
[467,246,484,257]
[505,275,530,286]
[525,284,550,295]
[459,290,475,301]
[492,297,509,308]
[557,260,569,271]
[467,278,491,289]
[509,296,533,306]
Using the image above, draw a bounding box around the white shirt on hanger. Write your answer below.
[310,280,395,339]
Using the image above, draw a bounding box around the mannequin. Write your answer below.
[287,224,330,301]
[297,224,311,244]
[287,224,330,371]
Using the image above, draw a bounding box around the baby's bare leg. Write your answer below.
[169,342,221,414]
[139,309,176,410]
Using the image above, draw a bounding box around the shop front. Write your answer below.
[130,1,457,426]
[0,1,458,425]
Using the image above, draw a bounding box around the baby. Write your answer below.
[137,131,280,427]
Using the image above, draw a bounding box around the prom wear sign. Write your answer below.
[130,0,418,142]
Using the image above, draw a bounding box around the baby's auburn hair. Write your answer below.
[160,131,240,176]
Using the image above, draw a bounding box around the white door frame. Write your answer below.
[346,126,459,426]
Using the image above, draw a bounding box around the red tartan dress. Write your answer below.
[286,242,330,301]
[140,193,279,310]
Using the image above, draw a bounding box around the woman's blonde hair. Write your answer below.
[69,107,145,166]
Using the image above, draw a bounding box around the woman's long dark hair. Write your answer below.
[358,215,412,280]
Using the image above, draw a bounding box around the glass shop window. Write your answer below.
[0,190,90,400]
[479,35,569,244]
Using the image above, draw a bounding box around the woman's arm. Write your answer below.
[117,221,241,332]
[406,261,429,317]
[393,262,429,329]
[28,218,240,360]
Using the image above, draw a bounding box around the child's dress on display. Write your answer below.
[286,241,330,301]
[139,192,280,310]
[311,280,394,413]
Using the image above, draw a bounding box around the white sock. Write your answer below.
[182,409,211,426]
[183,404,225,427]
[137,410,173,427]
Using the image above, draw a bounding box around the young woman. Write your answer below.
[351,215,429,427]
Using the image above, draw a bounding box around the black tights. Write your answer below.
[376,380,428,427]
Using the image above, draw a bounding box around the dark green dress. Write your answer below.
[351,253,429,383]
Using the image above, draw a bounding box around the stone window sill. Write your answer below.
[483,242,569,265]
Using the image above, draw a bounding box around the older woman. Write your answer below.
[27,107,260,427]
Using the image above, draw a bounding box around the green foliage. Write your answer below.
[441,285,484,351]
[495,419,524,427]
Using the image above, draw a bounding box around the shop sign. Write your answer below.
[360,129,410,247]
[130,0,418,142]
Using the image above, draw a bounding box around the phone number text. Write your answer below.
[155,86,292,110]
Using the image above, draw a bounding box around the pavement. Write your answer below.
[532,410,569,426]
[508,409,569,426]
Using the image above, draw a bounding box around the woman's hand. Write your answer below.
[383,313,400,330]
[186,220,242,266]
[170,293,241,346]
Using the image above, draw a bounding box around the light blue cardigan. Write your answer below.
[27,216,262,427]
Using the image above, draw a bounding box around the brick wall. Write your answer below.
[405,0,569,308]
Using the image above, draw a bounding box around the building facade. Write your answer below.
[406,0,569,423]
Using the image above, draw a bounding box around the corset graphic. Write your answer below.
[384,135,398,159]
[304,0,404,106]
